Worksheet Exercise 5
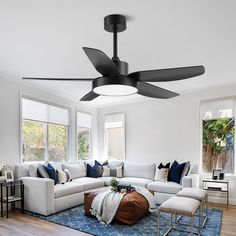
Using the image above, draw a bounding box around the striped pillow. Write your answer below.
[57,169,72,184]
[37,164,49,178]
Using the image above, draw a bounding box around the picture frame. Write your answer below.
[5,170,14,182]
[212,169,221,180]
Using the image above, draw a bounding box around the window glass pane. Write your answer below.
[78,127,90,160]
[105,112,125,161]
[22,120,46,162]
[107,127,125,160]
[48,124,67,162]
[202,118,235,173]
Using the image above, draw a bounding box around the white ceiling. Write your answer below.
[0,0,236,107]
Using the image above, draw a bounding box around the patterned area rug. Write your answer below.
[26,205,222,236]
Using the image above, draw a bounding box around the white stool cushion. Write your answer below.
[159,196,200,214]
[177,188,207,201]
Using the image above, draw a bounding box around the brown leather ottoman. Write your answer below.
[84,191,149,225]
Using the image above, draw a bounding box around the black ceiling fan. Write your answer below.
[23,14,205,101]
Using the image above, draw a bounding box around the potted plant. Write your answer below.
[111,178,119,191]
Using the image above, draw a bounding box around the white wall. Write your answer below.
[97,85,236,205]
[0,78,97,166]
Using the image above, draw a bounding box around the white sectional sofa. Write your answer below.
[15,161,199,216]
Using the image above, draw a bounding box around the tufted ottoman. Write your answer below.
[84,190,149,225]
[158,196,201,236]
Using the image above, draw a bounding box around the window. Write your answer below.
[104,112,125,160]
[77,111,92,160]
[201,98,235,174]
[22,98,69,162]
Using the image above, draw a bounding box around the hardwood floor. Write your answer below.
[0,203,235,236]
[209,203,236,236]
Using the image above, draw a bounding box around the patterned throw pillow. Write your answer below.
[37,164,50,178]
[64,168,72,182]
[111,166,123,178]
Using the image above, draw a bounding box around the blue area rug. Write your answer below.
[26,205,222,235]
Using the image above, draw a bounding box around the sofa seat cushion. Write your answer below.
[73,177,105,191]
[118,177,153,188]
[147,181,182,194]
[54,182,84,199]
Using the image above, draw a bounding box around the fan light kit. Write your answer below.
[23,14,205,101]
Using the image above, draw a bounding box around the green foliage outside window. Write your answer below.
[22,120,46,162]
[22,120,67,162]
[202,118,234,173]
[78,127,90,160]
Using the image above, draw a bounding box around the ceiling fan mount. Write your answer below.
[23,14,205,101]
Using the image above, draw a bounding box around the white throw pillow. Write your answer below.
[102,166,110,177]
[155,168,169,182]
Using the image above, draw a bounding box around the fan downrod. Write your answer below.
[104,14,128,76]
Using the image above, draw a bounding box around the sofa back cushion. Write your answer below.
[108,160,124,168]
[62,163,86,179]
[15,165,30,179]
[123,162,156,180]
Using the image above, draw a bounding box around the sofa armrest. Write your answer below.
[182,174,200,188]
[20,177,55,215]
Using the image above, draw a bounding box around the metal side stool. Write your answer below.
[177,188,208,227]
[158,196,201,236]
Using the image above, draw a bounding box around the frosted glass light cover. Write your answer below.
[93,84,137,96]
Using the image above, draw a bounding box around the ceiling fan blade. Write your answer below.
[137,82,179,99]
[22,77,94,81]
[128,65,205,82]
[80,91,99,101]
[83,47,120,76]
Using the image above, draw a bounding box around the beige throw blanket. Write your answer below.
[90,190,125,225]
[135,186,156,212]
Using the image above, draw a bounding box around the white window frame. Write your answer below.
[103,110,126,161]
[76,110,94,161]
[20,95,71,163]
[200,97,236,176]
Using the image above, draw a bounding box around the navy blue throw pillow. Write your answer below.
[87,163,100,178]
[168,161,186,184]
[95,160,108,166]
[43,163,58,185]
[158,162,170,169]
